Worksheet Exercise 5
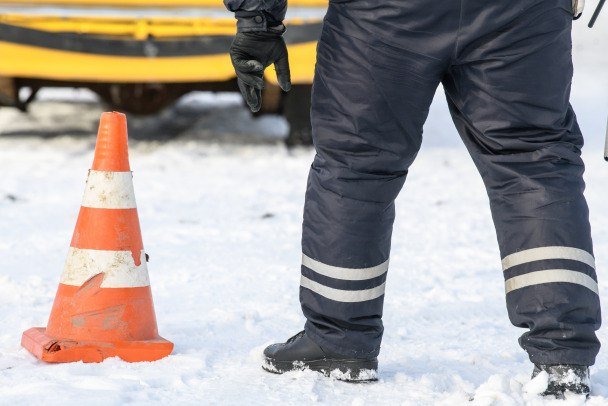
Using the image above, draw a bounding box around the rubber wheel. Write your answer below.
[94,83,184,115]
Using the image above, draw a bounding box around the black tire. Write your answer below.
[284,84,313,146]
[93,83,185,115]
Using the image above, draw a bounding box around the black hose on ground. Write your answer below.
[589,0,606,27]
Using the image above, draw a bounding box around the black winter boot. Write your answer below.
[532,364,590,399]
[262,331,378,382]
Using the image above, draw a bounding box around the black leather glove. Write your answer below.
[230,25,291,112]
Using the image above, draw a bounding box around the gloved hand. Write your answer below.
[230,25,291,112]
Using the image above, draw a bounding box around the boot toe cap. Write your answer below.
[263,343,282,358]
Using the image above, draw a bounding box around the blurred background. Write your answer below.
[0,0,326,145]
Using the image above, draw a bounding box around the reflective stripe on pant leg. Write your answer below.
[505,269,599,295]
[503,246,599,295]
[502,246,596,271]
[301,254,388,302]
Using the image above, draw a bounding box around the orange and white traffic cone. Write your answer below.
[21,112,173,363]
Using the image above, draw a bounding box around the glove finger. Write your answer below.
[236,71,264,90]
[238,79,262,112]
[274,47,291,92]
[232,58,264,74]
[250,87,262,113]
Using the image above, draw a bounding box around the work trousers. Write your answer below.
[300,0,601,365]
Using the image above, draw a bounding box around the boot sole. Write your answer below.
[262,356,378,382]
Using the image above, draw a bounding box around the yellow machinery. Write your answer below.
[0,0,325,5]
[0,1,325,143]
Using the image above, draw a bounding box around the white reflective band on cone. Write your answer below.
[502,246,595,270]
[81,170,137,209]
[505,269,599,295]
[302,254,388,281]
[61,247,150,288]
[300,275,386,303]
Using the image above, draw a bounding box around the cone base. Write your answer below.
[21,327,173,363]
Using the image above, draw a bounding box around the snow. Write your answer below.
[0,16,607,406]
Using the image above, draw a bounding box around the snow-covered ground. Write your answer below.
[0,15,607,406]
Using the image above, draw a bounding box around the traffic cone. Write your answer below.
[21,112,173,363]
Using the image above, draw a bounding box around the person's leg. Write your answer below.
[299,5,450,359]
[443,0,601,367]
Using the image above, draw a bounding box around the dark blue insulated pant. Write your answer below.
[300,0,601,365]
